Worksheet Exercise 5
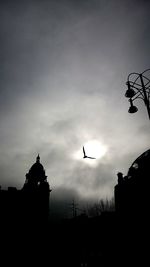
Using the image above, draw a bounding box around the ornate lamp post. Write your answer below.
[125,69,150,120]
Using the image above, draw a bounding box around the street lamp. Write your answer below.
[125,69,150,120]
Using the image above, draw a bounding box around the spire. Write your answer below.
[36,154,40,163]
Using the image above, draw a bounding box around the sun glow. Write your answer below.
[84,140,107,159]
[73,140,107,165]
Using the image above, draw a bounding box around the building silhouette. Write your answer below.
[114,149,150,217]
[0,151,149,266]
[0,155,51,228]
[114,149,150,266]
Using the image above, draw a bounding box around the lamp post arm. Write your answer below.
[127,72,139,81]
[131,94,145,102]
[129,81,144,88]
[129,85,145,97]
[140,74,150,120]
[141,68,150,75]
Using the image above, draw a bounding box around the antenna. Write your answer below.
[69,199,78,218]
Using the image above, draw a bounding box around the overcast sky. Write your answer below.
[0,0,150,208]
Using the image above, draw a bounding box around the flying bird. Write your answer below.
[83,146,96,159]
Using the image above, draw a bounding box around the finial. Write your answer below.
[36,154,40,163]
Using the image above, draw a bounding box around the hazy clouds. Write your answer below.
[0,0,150,205]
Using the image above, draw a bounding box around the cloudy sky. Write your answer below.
[0,0,150,207]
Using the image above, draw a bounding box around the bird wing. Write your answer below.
[87,156,96,159]
[83,146,86,156]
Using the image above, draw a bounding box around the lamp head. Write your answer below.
[125,89,136,98]
[125,82,136,98]
[128,105,138,113]
[128,98,138,113]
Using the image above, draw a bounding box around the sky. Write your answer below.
[0,0,150,212]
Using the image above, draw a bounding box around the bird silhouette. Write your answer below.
[83,146,96,159]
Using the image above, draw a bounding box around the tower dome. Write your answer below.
[24,155,47,188]
[127,149,150,181]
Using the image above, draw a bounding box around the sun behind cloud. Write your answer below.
[73,140,107,166]
[84,140,107,159]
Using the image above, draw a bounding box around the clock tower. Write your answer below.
[22,155,51,224]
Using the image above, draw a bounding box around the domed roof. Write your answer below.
[25,155,47,184]
[30,160,45,175]
[128,149,150,179]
